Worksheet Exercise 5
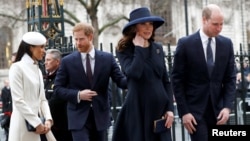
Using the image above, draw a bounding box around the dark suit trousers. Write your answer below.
[71,108,106,141]
[190,97,217,141]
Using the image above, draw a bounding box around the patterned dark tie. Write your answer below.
[86,53,93,84]
[206,38,214,76]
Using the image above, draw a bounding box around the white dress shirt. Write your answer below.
[200,29,216,62]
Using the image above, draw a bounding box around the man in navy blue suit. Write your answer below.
[171,4,236,141]
[54,22,127,141]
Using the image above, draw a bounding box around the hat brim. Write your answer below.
[122,16,165,34]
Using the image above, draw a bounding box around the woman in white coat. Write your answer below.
[8,32,53,141]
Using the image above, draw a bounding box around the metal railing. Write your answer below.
[44,42,250,141]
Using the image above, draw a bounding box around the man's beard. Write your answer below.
[77,44,91,52]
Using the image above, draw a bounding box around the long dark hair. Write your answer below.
[14,41,33,63]
[116,25,155,52]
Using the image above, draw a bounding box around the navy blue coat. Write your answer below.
[171,31,236,121]
[54,50,127,131]
[112,42,174,141]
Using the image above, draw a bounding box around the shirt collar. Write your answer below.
[81,46,95,59]
[199,29,215,43]
[88,47,95,58]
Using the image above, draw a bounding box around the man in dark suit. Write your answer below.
[171,4,236,141]
[54,22,127,141]
[1,79,12,141]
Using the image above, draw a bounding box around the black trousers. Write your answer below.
[71,108,107,141]
[190,97,217,141]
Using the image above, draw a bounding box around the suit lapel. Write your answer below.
[194,31,208,71]
[194,31,211,78]
[91,50,103,88]
[212,36,223,78]
[209,36,223,78]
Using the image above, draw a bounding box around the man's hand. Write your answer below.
[182,113,197,134]
[216,108,230,125]
[79,89,97,101]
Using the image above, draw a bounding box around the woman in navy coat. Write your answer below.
[112,7,174,141]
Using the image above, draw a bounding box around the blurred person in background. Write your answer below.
[11,52,17,63]
[43,49,72,141]
[1,79,12,141]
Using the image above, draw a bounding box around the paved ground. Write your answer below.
[107,119,190,141]
[0,126,6,141]
[0,117,190,141]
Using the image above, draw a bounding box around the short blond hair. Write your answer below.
[72,22,94,36]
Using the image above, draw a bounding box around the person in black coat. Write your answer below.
[112,7,174,141]
[43,49,72,141]
[1,79,12,141]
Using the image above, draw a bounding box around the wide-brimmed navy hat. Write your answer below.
[122,7,165,34]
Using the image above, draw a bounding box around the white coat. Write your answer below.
[8,54,53,141]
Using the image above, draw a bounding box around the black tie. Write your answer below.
[206,38,214,76]
[86,54,93,84]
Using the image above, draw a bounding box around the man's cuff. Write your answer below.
[77,91,80,103]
